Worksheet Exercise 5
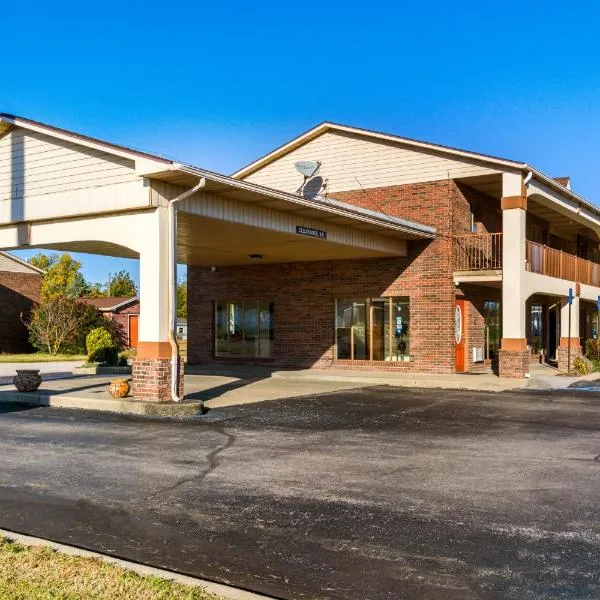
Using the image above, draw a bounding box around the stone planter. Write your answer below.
[108,379,131,398]
[13,370,42,392]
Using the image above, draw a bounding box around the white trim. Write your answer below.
[231,121,600,227]
[176,165,436,238]
[0,251,45,274]
[0,114,170,172]
[232,122,523,179]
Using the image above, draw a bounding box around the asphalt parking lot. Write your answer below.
[0,387,599,599]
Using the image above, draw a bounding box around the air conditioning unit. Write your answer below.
[473,347,484,363]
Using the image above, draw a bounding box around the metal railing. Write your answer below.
[453,233,503,271]
[526,240,600,287]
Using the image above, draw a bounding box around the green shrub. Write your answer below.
[585,338,600,361]
[86,328,118,365]
[61,304,122,355]
[573,356,592,376]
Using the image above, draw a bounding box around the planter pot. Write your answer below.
[108,379,131,399]
[13,370,42,392]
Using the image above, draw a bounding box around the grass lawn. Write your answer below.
[0,353,86,363]
[0,537,224,599]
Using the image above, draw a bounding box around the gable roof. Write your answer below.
[231,121,600,219]
[79,296,139,312]
[0,113,172,167]
[0,251,45,275]
[232,121,524,179]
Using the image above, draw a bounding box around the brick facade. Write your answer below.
[132,357,184,402]
[107,302,139,348]
[498,349,530,378]
[557,342,582,374]
[188,180,502,375]
[0,272,42,353]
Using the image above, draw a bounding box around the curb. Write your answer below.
[0,527,275,600]
[0,391,205,417]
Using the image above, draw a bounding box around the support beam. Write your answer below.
[499,173,530,378]
[557,295,582,373]
[132,207,183,401]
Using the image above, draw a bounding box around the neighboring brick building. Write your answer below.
[0,252,43,353]
[79,297,139,348]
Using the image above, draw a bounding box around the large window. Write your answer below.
[215,301,273,359]
[484,300,501,359]
[336,297,410,361]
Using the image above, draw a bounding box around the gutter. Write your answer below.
[177,165,436,238]
[167,177,206,402]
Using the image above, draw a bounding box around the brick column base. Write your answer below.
[132,357,184,402]
[557,342,582,374]
[498,350,530,378]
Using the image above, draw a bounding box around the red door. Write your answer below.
[129,315,139,348]
[455,300,466,372]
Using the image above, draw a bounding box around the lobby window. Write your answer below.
[484,300,501,359]
[215,301,273,359]
[335,297,410,361]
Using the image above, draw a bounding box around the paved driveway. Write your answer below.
[0,387,599,599]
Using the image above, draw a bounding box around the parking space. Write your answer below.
[0,387,599,599]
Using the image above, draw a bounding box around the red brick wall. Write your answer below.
[103,302,139,348]
[457,285,501,371]
[0,272,42,353]
[188,180,488,374]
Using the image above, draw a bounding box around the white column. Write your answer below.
[560,295,580,341]
[501,173,527,346]
[138,206,170,345]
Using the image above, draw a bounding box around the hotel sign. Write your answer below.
[296,225,327,240]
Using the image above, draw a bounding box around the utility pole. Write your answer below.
[107,273,111,297]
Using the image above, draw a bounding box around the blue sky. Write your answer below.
[3,0,600,286]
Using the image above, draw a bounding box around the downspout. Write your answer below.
[168,176,206,402]
[524,170,533,186]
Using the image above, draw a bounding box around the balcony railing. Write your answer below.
[454,233,503,271]
[454,233,600,287]
[526,240,600,287]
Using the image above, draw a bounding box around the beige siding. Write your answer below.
[0,252,39,274]
[243,131,499,193]
[150,182,407,256]
[0,127,148,223]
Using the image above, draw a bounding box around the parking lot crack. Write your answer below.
[147,425,236,501]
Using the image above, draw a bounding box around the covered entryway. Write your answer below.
[0,114,436,402]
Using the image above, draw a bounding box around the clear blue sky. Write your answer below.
[3,0,600,286]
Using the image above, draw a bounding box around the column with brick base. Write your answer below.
[132,207,184,402]
[499,339,530,378]
[557,297,582,373]
[499,173,529,378]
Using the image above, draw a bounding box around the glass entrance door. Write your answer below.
[336,297,410,361]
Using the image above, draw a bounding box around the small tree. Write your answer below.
[177,280,187,319]
[41,253,87,300]
[84,282,106,298]
[27,252,59,272]
[108,270,137,297]
[26,297,86,355]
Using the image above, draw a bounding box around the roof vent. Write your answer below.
[553,176,571,190]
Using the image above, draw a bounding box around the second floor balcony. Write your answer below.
[453,232,600,288]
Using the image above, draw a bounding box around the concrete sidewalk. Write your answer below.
[0,363,597,416]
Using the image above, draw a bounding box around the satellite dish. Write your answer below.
[294,160,321,178]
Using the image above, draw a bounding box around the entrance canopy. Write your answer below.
[145,165,436,266]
